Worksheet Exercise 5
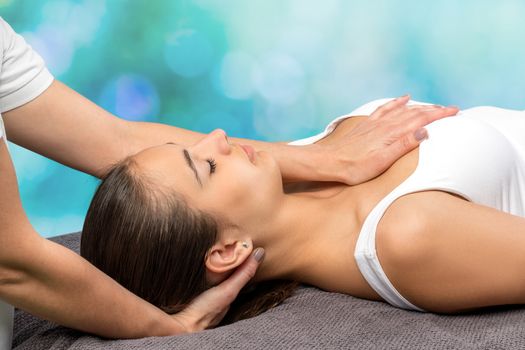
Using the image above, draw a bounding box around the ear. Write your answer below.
[205,239,253,283]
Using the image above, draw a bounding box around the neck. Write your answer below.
[250,189,360,284]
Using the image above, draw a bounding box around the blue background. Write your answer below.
[2,0,525,237]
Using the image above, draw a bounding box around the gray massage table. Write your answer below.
[13,232,525,349]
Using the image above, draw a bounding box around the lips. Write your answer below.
[240,144,256,163]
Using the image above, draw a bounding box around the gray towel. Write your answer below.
[13,232,525,349]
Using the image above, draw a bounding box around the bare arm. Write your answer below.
[0,135,265,337]
[2,80,328,181]
[3,81,458,183]
[378,191,525,313]
[2,80,129,178]
[0,138,183,338]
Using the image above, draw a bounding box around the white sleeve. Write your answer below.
[0,17,54,113]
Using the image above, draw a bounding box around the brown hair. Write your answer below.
[80,156,298,323]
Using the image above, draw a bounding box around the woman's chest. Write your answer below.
[291,116,422,299]
[286,116,420,207]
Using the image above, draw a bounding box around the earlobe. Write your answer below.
[205,240,253,274]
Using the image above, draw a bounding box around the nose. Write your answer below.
[195,129,231,155]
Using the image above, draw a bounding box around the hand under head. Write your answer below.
[80,129,285,314]
[80,156,219,313]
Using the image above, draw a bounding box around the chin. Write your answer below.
[252,152,283,197]
[264,153,282,182]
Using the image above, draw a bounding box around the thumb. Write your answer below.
[385,127,428,162]
[212,248,265,303]
[413,128,429,143]
[172,248,265,332]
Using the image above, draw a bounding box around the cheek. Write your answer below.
[222,170,266,203]
[208,157,281,211]
[242,161,281,206]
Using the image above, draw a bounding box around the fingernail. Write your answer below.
[414,128,428,141]
[253,248,265,263]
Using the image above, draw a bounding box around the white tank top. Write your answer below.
[290,98,525,310]
[291,97,525,217]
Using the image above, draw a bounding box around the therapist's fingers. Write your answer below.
[423,106,459,123]
[213,248,265,303]
[402,106,460,132]
[172,248,265,332]
[406,105,444,110]
[198,248,265,329]
[381,127,429,165]
[371,95,459,124]
[369,95,411,120]
[385,104,459,158]
[377,106,460,164]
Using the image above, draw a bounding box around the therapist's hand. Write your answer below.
[326,95,459,185]
[170,248,265,332]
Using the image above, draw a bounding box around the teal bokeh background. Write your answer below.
[2,0,525,237]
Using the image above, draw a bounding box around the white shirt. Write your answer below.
[0,16,53,350]
[353,100,525,311]
[292,98,525,311]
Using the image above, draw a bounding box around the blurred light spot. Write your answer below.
[41,0,73,23]
[164,30,214,77]
[192,0,221,9]
[194,110,244,136]
[24,29,74,76]
[253,52,305,106]
[253,96,317,141]
[23,0,107,77]
[7,142,50,183]
[34,214,85,238]
[0,0,13,7]
[278,25,323,62]
[99,75,160,121]
[288,0,341,26]
[41,0,106,47]
[219,51,256,99]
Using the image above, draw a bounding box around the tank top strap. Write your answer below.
[353,173,435,311]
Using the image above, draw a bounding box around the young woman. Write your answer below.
[0,13,453,342]
[80,96,525,322]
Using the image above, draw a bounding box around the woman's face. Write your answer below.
[132,129,283,227]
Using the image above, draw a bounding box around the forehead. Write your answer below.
[132,143,199,192]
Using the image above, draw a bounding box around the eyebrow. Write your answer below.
[183,149,203,187]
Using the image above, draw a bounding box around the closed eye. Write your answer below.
[206,158,216,174]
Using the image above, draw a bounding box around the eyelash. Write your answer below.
[206,158,217,174]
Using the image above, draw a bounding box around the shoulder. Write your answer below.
[376,193,429,263]
[376,191,464,264]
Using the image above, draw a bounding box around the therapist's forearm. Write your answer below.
[229,138,325,183]
[0,231,183,339]
[0,129,182,339]
[124,120,325,182]
[1,81,324,181]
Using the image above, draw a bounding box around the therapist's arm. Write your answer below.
[0,138,176,338]
[0,137,263,337]
[4,80,309,179]
[2,81,458,184]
